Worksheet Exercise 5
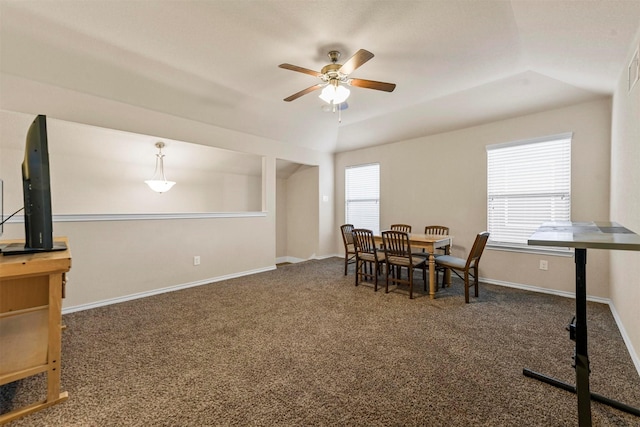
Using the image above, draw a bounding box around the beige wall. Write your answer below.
[0,75,335,310]
[610,27,640,370]
[335,98,612,298]
[275,165,323,262]
[285,166,320,260]
[275,177,288,259]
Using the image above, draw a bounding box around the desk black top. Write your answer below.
[528,221,640,251]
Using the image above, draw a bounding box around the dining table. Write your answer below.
[373,232,453,298]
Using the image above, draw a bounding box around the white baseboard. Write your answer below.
[67,255,339,313]
[482,277,640,377]
[62,265,276,314]
[276,254,340,264]
[607,302,640,376]
[275,256,306,264]
[481,277,610,304]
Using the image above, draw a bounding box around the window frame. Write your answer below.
[486,133,573,256]
[345,163,380,235]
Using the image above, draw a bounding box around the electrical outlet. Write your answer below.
[193,256,201,266]
[539,260,548,271]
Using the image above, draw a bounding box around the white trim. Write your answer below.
[275,256,305,264]
[5,212,267,223]
[486,132,573,151]
[482,277,639,376]
[481,277,607,303]
[628,44,639,92]
[608,302,640,375]
[276,254,338,265]
[62,265,276,314]
[312,254,340,261]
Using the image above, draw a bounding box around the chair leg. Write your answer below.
[409,269,413,299]
[423,265,427,292]
[385,264,390,293]
[473,267,479,297]
[355,258,360,286]
[464,270,470,303]
[424,265,427,292]
[374,261,379,292]
[436,267,447,289]
[344,254,348,275]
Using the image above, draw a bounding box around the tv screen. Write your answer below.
[1,115,66,255]
[23,114,54,250]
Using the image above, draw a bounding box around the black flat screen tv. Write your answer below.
[1,115,66,255]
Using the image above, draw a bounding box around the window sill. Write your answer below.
[487,243,573,257]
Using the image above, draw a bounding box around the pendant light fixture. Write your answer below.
[145,142,175,193]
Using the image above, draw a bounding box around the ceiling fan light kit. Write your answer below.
[319,81,350,104]
[278,49,396,112]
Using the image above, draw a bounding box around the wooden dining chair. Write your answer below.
[419,225,450,254]
[435,232,490,303]
[381,230,427,299]
[340,224,356,275]
[352,229,386,291]
[424,225,449,237]
[412,225,450,276]
[390,224,412,233]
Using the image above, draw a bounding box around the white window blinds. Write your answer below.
[487,134,571,249]
[345,163,380,235]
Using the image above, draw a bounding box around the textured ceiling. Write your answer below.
[1,0,639,153]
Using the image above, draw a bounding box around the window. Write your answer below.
[487,133,571,252]
[345,163,380,234]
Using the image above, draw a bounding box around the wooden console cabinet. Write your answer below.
[0,238,71,424]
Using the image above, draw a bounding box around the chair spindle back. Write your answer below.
[390,224,412,233]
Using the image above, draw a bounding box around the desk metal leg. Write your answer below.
[524,248,640,425]
[522,369,640,416]
[574,248,591,426]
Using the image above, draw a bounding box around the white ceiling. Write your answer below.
[1,1,639,154]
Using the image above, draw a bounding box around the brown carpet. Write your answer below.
[2,257,639,426]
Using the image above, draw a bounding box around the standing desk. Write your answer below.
[0,238,71,424]
[526,222,640,426]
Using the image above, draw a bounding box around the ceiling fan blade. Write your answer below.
[278,63,322,77]
[283,84,324,102]
[348,78,396,92]
[339,49,374,75]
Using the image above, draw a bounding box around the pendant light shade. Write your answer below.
[145,142,176,193]
[319,80,350,104]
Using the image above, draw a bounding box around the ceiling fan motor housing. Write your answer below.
[321,63,345,82]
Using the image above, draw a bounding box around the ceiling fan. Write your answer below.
[278,49,396,104]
